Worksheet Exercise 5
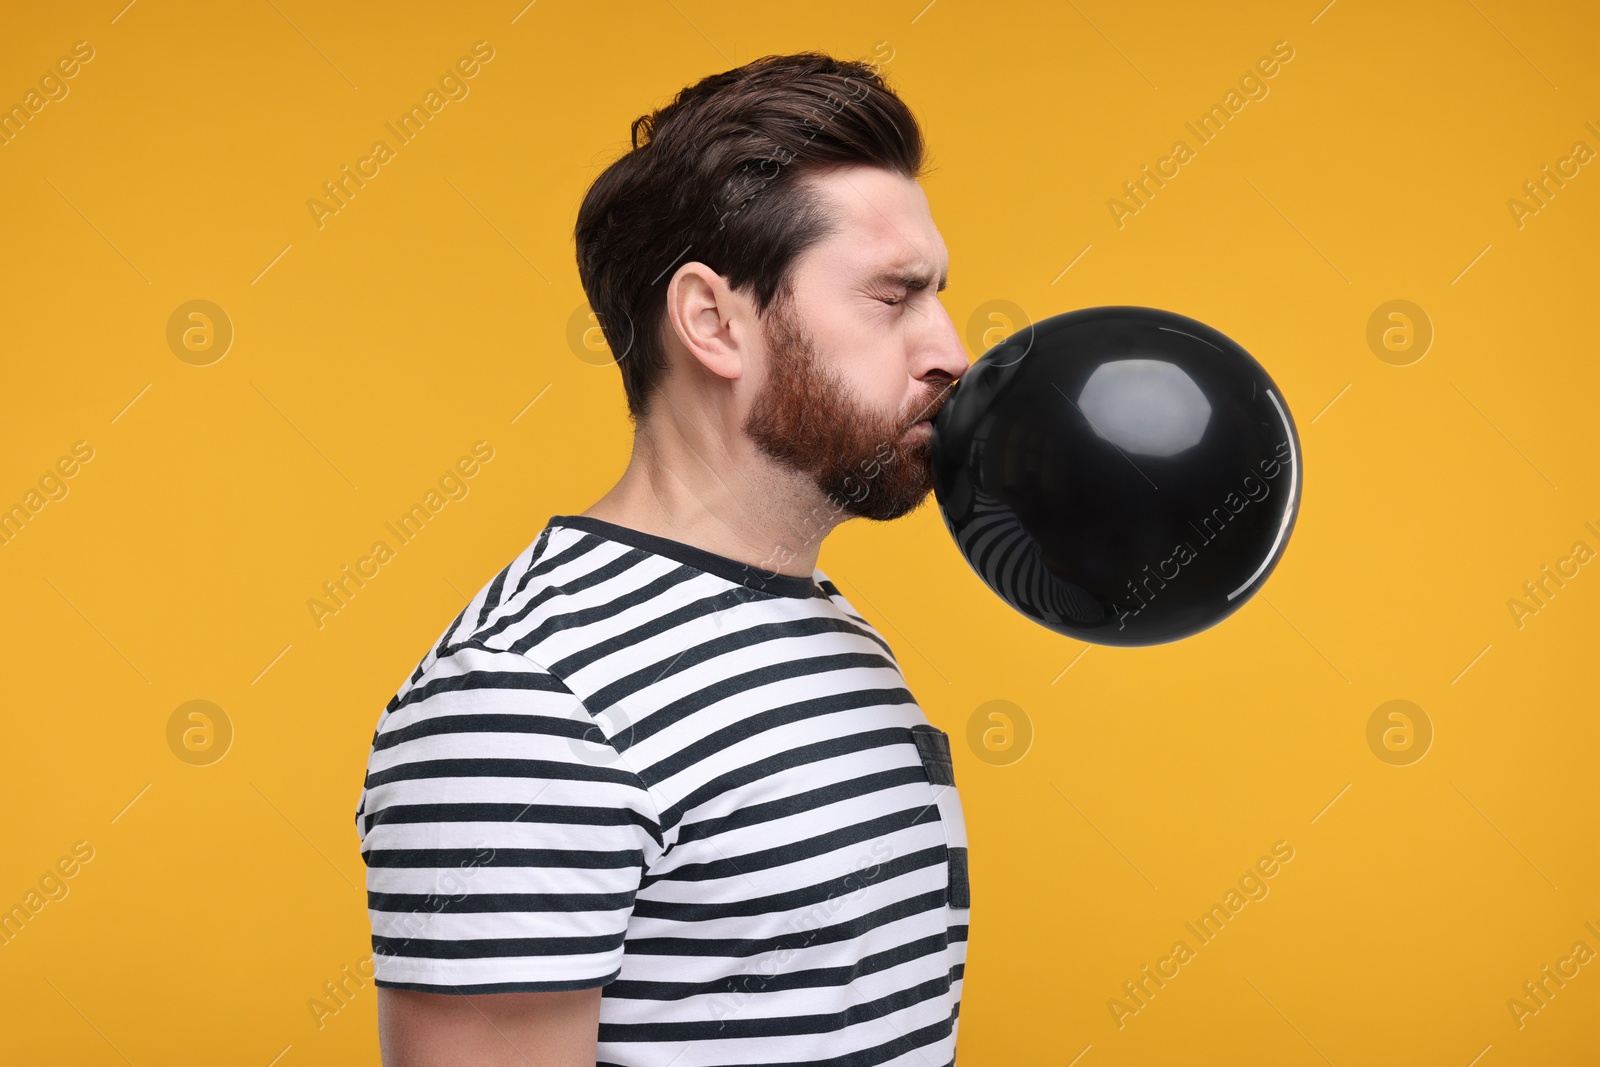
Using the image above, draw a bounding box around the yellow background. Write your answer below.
[2,0,1596,1063]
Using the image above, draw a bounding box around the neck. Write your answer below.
[579,406,843,580]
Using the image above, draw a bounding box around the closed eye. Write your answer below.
[866,268,950,309]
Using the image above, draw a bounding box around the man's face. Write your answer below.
[741,165,970,523]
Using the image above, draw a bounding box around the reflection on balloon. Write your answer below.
[1078,359,1211,457]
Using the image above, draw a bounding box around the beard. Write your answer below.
[742,296,947,524]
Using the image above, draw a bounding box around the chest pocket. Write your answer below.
[910,724,971,910]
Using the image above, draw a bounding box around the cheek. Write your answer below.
[837,339,912,417]
[792,295,908,418]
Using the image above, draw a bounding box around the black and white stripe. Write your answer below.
[356,514,968,1066]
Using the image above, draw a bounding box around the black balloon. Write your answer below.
[930,306,1301,647]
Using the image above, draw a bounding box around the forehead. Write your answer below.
[795,165,948,286]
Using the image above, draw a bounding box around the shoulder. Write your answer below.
[385,521,657,692]
[366,639,626,792]
[811,566,879,632]
[360,637,663,848]
[364,519,651,792]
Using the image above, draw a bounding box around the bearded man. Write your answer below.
[356,50,972,1067]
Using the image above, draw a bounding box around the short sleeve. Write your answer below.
[355,639,662,994]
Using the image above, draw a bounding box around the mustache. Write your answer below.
[905,379,958,430]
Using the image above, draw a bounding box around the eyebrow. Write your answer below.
[867,264,949,292]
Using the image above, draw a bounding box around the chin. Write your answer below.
[848,484,934,523]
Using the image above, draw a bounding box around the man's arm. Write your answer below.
[359,645,660,1064]
[378,986,603,1067]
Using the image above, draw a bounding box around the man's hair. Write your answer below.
[573,51,926,423]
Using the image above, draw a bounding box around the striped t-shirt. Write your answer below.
[354,514,970,1066]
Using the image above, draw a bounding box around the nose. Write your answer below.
[921,298,972,389]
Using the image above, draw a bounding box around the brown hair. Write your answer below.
[573,51,926,423]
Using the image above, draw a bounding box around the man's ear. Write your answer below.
[663,262,749,382]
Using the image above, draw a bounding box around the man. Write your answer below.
[356,51,971,1065]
